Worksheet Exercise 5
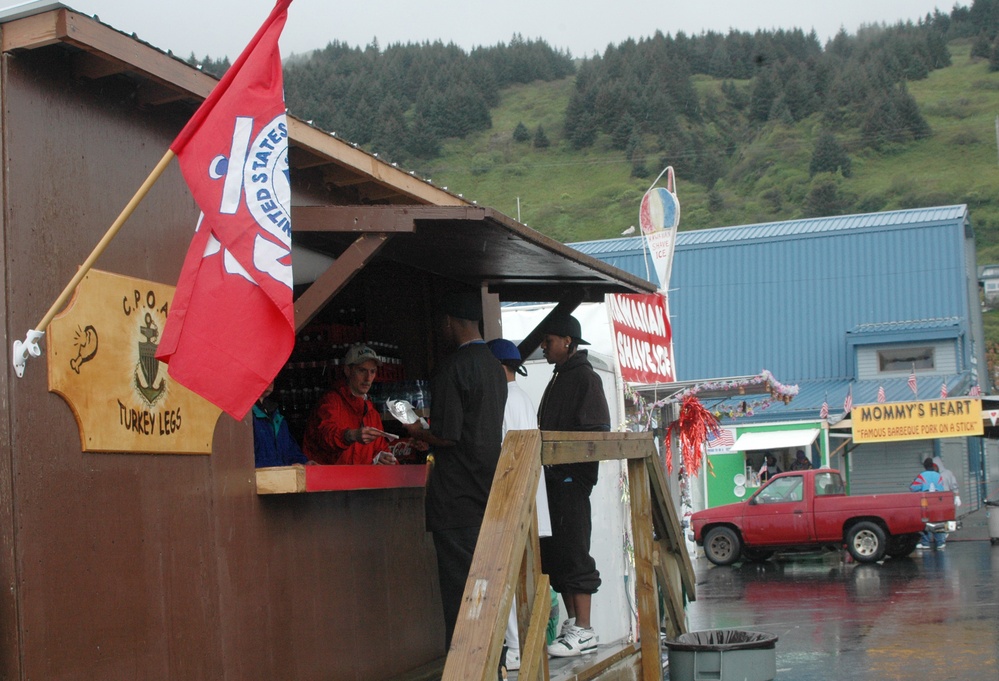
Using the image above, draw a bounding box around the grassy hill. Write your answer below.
[417,40,999,353]
[421,41,999,250]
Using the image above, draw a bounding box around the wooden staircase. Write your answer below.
[441,430,695,681]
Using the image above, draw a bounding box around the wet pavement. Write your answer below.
[674,509,999,680]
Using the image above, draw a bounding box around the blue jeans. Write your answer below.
[922,529,946,547]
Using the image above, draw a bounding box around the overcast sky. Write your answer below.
[2,0,959,61]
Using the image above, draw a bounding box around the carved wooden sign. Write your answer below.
[48,269,222,454]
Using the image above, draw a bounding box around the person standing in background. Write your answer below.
[537,313,609,658]
[253,381,309,468]
[404,288,507,651]
[790,450,812,471]
[911,458,945,549]
[760,453,781,481]
[932,456,960,547]
[487,338,551,672]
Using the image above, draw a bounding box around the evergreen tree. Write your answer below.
[612,114,636,150]
[990,38,999,71]
[750,68,780,122]
[513,121,531,142]
[533,125,551,149]
[805,176,845,217]
[810,130,852,177]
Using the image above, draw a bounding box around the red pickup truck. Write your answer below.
[691,469,956,565]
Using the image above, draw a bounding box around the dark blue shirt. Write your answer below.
[253,403,308,468]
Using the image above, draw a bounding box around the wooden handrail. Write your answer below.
[443,428,692,681]
[442,429,544,681]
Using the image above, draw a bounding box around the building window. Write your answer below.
[878,346,934,372]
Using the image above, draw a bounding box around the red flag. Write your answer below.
[843,388,853,415]
[156,0,294,419]
[908,366,918,396]
[877,385,886,403]
[940,381,948,399]
[819,400,829,419]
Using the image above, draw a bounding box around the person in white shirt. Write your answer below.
[487,338,551,672]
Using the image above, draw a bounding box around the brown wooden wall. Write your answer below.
[0,47,443,680]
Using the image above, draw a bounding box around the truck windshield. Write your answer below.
[755,475,803,503]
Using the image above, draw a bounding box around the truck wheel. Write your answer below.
[704,527,742,566]
[846,521,887,563]
[886,533,920,559]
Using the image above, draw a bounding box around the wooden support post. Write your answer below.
[442,430,542,681]
[645,455,696,600]
[293,233,388,331]
[653,546,685,640]
[518,573,551,681]
[628,457,662,681]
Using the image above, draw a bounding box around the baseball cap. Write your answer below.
[540,314,589,345]
[344,343,381,366]
[488,338,528,376]
[487,338,521,361]
[440,288,482,321]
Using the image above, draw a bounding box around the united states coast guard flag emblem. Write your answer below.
[207,115,292,289]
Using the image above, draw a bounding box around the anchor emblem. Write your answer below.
[134,312,165,405]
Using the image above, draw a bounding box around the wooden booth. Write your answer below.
[0,6,692,681]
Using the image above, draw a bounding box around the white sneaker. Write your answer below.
[505,647,520,671]
[548,625,597,657]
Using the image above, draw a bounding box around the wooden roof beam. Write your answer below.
[287,118,466,207]
[136,80,191,107]
[288,146,337,170]
[71,50,128,79]
[321,164,371,187]
[2,9,217,97]
[291,205,486,233]
[294,234,390,330]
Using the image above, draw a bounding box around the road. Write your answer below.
[676,520,998,680]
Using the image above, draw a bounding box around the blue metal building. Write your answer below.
[573,205,989,508]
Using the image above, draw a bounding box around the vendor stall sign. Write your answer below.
[48,269,222,454]
[608,292,675,384]
[639,166,680,290]
[852,398,982,444]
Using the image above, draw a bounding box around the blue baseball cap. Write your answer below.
[488,338,528,375]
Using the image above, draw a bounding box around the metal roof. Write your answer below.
[572,205,979,384]
[670,205,969,246]
[573,205,971,257]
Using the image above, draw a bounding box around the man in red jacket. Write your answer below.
[303,343,397,465]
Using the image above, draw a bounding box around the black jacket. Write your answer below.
[538,350,610,486]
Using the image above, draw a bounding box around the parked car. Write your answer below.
[690,469,956,565]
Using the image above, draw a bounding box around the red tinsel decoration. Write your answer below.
[664,395,720,476]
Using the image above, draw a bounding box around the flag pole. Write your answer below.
[12,149,176,377]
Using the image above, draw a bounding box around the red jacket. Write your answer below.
[302,382,391,465]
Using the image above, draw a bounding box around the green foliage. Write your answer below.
[513,121,530,142]
[533,125,551,149]
[810,130,852,177]
[186,53,230,78]
[282,37,572,164]
[804,176,844,216]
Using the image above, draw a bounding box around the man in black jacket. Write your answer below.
[537,313,609,658]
